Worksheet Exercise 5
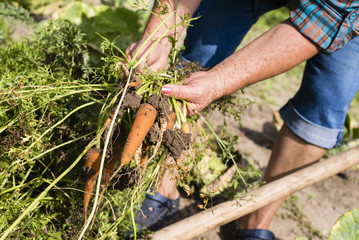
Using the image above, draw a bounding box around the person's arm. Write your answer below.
[161,19,320,113]
[126,0,201,70]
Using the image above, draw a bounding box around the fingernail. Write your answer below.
[161,86,172,95]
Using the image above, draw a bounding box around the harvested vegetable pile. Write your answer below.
[0,2,261,239]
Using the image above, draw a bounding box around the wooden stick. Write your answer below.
[151,147,359,240]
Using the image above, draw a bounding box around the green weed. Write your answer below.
[280,196,324,239]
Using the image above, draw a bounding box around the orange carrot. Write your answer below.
[83,117,112,218]
[83,147,101,171]
[128,75,142,89]
[120,103,157,166]
[166,111,177,130]
[102,134,124,186]
[83,117,112,174]
[181,122,191,134]
[101,159,117,187]
[83,148,102,219]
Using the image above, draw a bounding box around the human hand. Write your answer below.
[161,70,224,115]
[125,36,172,71]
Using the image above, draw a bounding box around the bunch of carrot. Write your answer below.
[83,102,161,218]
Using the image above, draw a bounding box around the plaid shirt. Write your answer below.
[255,0,359,53]
[290,0,359,53]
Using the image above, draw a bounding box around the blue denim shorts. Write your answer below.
[181,0,359,149]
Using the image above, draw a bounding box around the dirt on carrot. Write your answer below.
[83,148,102,175]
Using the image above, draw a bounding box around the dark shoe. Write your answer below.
[237,228,275,240]
[123,191,180,238]
[135,191,180,231]
[220,221,275,240]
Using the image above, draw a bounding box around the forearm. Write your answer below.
[143,0,201,39]
[212,19,320,98]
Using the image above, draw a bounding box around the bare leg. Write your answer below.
[157,168,180,200]
[157,128,196,201]
[237,124,327,229]
[157,156,180,200]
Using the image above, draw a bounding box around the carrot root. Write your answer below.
[181,122,191,134]
[129,75,142,89]
[166,111,177,130]
[83,148,102,219]
[102,132,124,186]
[120,103,157,166]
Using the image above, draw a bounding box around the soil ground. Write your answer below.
[161,64,359,240]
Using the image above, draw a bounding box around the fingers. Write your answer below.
[162,84,196,100]
[162,84,197,116]
[125,41,167,71]
[161,70,221,114]
[161,72,206,101]
[161,83,204,114]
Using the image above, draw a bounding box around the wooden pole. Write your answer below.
[151,147,359,240]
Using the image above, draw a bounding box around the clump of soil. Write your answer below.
[162,129,192,160]
[112,166,137,191]
[147,93,171,117]
[147,122,160,145]
[168,59,208,78]
[120,91,141,111]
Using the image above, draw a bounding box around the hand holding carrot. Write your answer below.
[161,70,225,115]
[125,35,172,71]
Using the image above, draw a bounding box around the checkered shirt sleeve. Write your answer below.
[290,0,359,53]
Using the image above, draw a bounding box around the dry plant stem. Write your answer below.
[78,68,134,240]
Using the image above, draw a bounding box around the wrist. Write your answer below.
[207,66,226,100]
[142,30,173,47]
